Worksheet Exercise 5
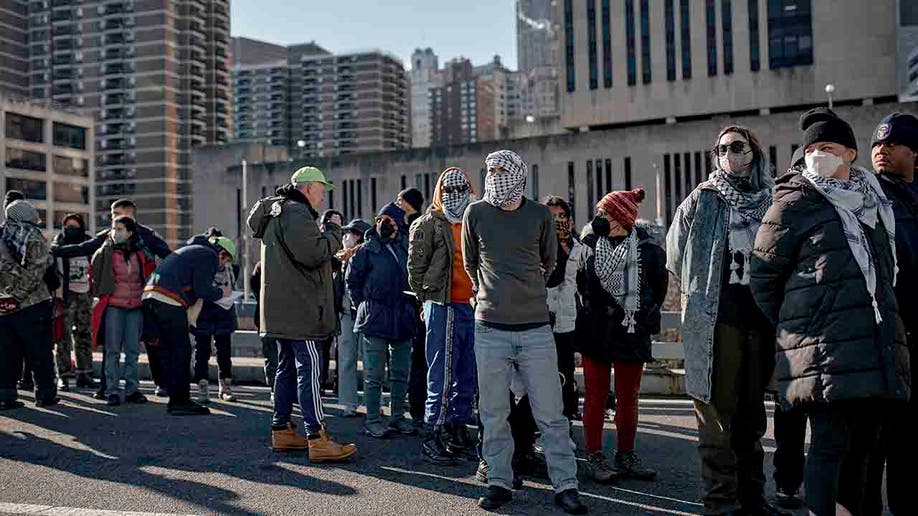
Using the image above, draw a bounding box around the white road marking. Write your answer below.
[0,502,197,515]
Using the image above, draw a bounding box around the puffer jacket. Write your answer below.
[346,228,417,341]
[577,227,669,363]
[546,237,584,334]
[749,168,910,409]
[877,172,918,346]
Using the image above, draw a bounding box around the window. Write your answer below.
[684,152,693,195]
[586,160,594,208]
[54,182,89,204]
[665,0,676,81]
[424,173,431,201]
[329,182,335,210]
[640,0,651,84]
[356,179,363,218]
[624,157,633,190]
[6,148,46,172]
[625,0,636,86]
[605,159,613,191]
[371,177,378,213]
[722,0,734,74]
[767,0,813,69]
[56,123,87,149]
[567,162,576,219]
[749,0,760,71]
[674,153,683,202]
[5,113,43,143]
[706,0,717,76]
[564,0,575,92]
[53,155,88,177]
[595,159,603,198]
[769,145,778,176]
[680,0,692,79]
[5,177,46,200]
[400,174,406,189]
[602,0,612,88]
[531,164,540,199]
[588,0,598,90]
[663,154,673,224]
[480,168,487,194]
[694,151,703,184]
[901,0,918,26]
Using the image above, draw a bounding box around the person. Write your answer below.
[91,216,155,406]
[749,108,910,516]
[250,261,276,397]
[188,228,239,404]
[336,218,371,417]
[544,196,583,422]
[397,186,429,427]
[142,234,234,415]
[859,113,918,516]
[247,166,356,462]
[318,209,344,393]
[51,213,95,392]
[577,189,666,484]
[666,126,781,516]
[463,150,587,514]
[0,199,59,410]
[347,202,418,438]
[53,198,171,398]
[408,167,478,464]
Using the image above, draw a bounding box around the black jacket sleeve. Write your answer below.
[750,200,804,325]
[52,231,106,258]
[139,225,172,259]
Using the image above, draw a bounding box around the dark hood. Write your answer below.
[276,183,318,217]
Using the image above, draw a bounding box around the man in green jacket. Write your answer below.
[247,166,356,463]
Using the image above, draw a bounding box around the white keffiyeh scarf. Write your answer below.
[709,169,773,285]
[484,150,527,208]
[803,167,897,323]
[440,168,472,223]
[594,230,641,333]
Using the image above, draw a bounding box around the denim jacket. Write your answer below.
[665,183,729,403]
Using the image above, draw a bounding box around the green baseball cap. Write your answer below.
[211,236,237,263]
[291,166,334,191]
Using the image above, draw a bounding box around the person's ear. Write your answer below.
[844,148,857,164]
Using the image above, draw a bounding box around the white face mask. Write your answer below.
[805,150,845,178]
[342,232,359,249]
[718,152,753,176]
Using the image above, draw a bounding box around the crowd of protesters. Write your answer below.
[1,109,914,515]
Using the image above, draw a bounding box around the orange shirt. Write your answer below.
[450,223,473,304]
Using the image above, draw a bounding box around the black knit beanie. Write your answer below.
[800,108,857,154]
[397,188,424,213]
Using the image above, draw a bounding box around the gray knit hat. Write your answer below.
[5,199,39,224]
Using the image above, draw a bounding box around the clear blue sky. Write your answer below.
[231,0,518,70]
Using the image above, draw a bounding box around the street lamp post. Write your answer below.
[825,83,836,109]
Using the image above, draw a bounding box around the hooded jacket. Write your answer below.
[247,184,342,340]
[749,167,910,408]
[407,168,476,305]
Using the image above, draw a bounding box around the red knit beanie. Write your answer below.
[597,188,645,231]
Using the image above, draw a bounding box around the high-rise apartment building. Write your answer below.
[409,48,441,148]
[898,0,918,100]
[0,1,29,98]
[232,37,292,147]
[0,0,232,244]
[517,0,554,72]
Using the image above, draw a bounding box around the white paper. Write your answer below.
[215,290,243,311]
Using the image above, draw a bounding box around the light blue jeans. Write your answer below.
[104,306,142,398]
[475,322,579,493]
[361,334,411,425]
[337,312,360,409]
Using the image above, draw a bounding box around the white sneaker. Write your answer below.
[196,380,210,404]
[218,379,236,402]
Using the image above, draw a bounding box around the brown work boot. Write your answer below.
[271,423,307,452]
[308,427,357,463]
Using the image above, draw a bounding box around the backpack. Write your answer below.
[248,196,284,239]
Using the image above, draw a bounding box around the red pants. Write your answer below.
[583,356,644,454]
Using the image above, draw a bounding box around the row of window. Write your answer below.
[5,113,88,150]
[4,177,89,204]
[568,0,813,92]
[5,147,90,177]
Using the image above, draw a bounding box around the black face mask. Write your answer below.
[590,216,611,238]
[63,226,82,242]
[378,222,396,240]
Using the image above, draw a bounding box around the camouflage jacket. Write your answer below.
[0,225,51,312]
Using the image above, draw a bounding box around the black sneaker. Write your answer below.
[774,488,803,510]
[614,450,656,480]
[125,392,148,404]
[422,430,459,466]
[478,485,512,511]
[167,401,210,416]
[107,394,121,406]
[0,400,25,410]
[93,388,106,400]
[554,489,588,515]
[445,424,477,459]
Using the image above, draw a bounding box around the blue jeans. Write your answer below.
[361,334,411,425]
[475,322,579,493]
[104,306,142,398]
[337,312,359,409]
[424,301,476,428]
[272,339,325,435]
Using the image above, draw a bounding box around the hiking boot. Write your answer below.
[445,424,476,458]
[475,459,523,489]
[388,417,418,436]
[478,485,512,511]
[218,379,237,402]
[614,450,656,480]
[308,427,357,462]
[554,489,588,515]
[107,394,121,406]
[196,380,210,404]
[167,400,210,416]
[774,488,804,510]
[271,422,307,452]
[57,377,70,392]
[125,391,148,404]
[587,451,619,484]
[423,429,460,466]
[364,420,390,439]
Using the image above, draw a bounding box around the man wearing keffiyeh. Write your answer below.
[0,199,59,410]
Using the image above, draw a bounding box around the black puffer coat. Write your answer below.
[576,227,669,364]
[749,169,910,408]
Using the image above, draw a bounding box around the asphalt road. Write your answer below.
[0,382,802,515]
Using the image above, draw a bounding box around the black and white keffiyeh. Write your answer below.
[802,166,897,323]
[709,169,773,285]
[594,230,641,333]
[0,222,40,267]
[484,150,527,208]
[441,168,472,223]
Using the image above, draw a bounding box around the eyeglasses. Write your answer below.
[441,185,470,195]
[716,141,749,156]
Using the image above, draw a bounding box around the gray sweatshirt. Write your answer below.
[461,198,557,327]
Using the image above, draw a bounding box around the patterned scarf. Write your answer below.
[803,167,897,323]
[0,221,39,267]
[441,168,472,223]
[484,150,527,208]
[708,169,773,285]
[594,230,641,333]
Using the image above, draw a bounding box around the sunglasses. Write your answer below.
[442,185,470,195]
[716,141,749,156]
